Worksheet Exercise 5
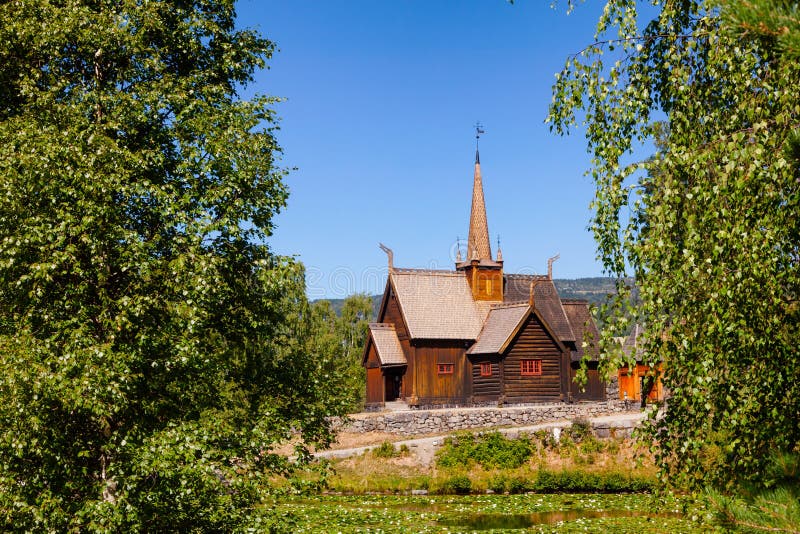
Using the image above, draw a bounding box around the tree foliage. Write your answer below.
[306,294,373,412]
[549,0,800,489]
[0,0,345,530]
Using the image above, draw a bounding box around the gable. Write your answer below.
[505,308,567,356]
[503,275,575,343]
[467,303,529,355]
[374,279,410,340]
[562,299,600,362]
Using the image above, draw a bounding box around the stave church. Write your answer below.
[362,145,605,409]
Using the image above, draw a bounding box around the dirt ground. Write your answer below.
[271,430,444,457]
[330,431,444,450]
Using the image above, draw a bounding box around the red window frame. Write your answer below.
[437,363,454,375]
[480,362,492,377]
[520,359,542,376]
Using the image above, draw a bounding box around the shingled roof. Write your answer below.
[622,323,644,360]
[389,269,488,340]
[562,299,600,362]
[467,303,530,355]
[367,323,407,366]
[503,275,575,343]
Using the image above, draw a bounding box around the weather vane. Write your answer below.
[475,122,485,152]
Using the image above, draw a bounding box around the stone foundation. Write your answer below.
[339,400,634,435]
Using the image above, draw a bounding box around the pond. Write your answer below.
[276,493,708,533]
[438,508,685,530]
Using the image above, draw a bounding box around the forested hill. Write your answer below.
[320,277,621,317]
[552,277,620,303]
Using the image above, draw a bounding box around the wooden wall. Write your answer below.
[569,360,606,401]
[463,265,504,301]
[413,340,470,405]
[618,364,663,402]
[364,343,384,407]
[502,313,564,403]
[380,286,414,400]
[469,356,501,402]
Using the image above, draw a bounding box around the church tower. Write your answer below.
[456,144,503,301]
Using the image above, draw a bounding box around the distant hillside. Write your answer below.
[552,277,621,305]
[318,277,622,318]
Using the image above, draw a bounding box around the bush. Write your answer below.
[580,436,605,454]
[440,475,472,495]
[531,469,655,493]
[533,429,558,449]
[569,418,593,442]
[557,434,577,458]
[372,441,399,458]
[436,432,533,469]
[508,476,532,494]
[488,474,508,493]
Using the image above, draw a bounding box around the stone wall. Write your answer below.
[605,373,620,400]
[340,400,634,435]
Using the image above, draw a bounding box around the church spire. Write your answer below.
[468,125,492,262]
[457,125,503,301]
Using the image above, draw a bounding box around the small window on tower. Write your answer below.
[437,363,454,375]
[485,279,492,294]
[480,362,492,377]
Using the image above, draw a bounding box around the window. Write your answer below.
[484,279,492,294]
[480,362,492,377]
[520,359,542,376]
[437,363,454,375]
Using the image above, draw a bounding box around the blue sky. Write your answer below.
[236,1,647,299]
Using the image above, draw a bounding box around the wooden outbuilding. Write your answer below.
[617,324,664,404]
[362,147,605,409]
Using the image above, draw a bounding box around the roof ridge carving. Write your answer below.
[368,322,396,329]
[392,268,462,276]
[490,301,530,309]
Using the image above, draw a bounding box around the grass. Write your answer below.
[326,431,657,495]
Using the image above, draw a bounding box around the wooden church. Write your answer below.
[362,147,605,409]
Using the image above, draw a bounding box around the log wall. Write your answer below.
[503,314,564,402]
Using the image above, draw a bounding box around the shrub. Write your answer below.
[440,475,472,495]
[531,469,655,493]
[534,429,557,449]
[436,431,533,469]
[488,474,508,493]
[372,441,398,459]
[534,470,559,492]
[557,434,576,458]
[435,433,476,468]
[580,436,605,454]
[569,418,593,442]
[508,476,532,494]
